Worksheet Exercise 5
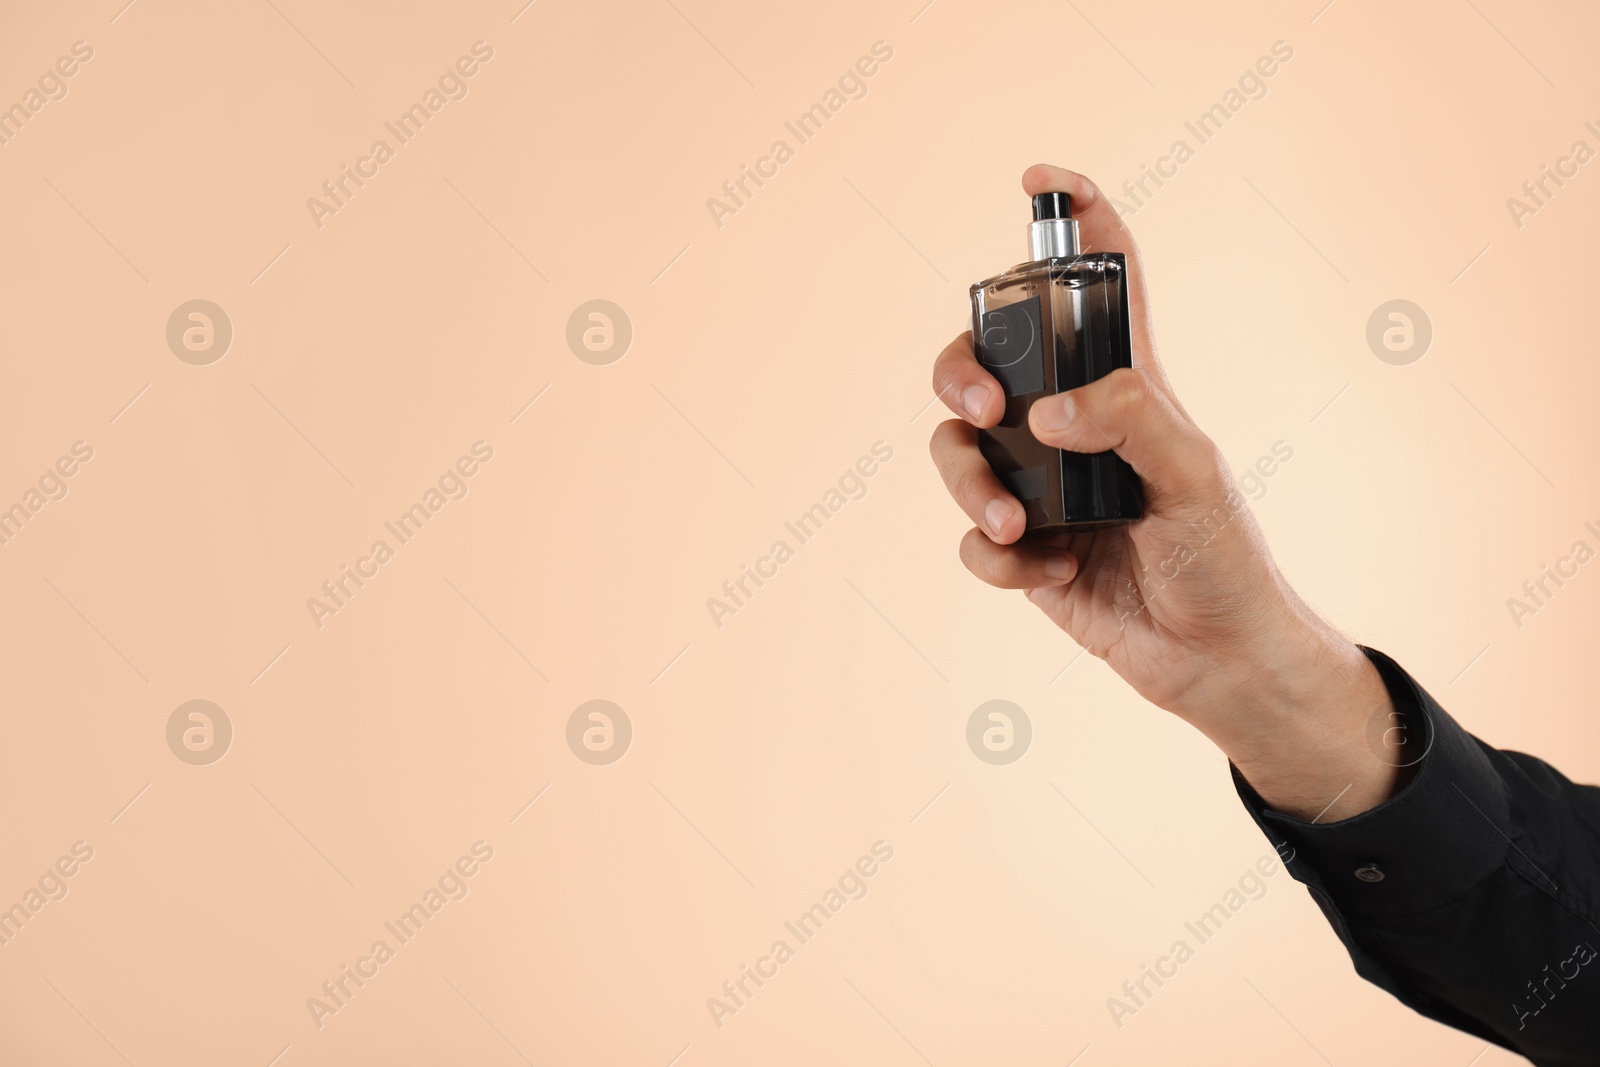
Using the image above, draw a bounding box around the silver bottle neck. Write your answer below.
[1030,218,1080,259]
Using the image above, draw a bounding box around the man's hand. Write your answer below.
[930,164,1400,822]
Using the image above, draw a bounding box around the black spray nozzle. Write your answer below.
[1031,192,1072,221]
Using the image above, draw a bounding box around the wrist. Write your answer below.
[1191,603,1402,821]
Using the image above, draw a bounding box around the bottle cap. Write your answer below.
[1031,192,1072,221]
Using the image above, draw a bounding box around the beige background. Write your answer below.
[1,0,1596,1063]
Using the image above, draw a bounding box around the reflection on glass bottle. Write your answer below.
[970,192,1144,533]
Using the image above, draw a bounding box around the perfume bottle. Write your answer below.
[970,192,1144,533]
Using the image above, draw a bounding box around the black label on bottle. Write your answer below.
[977,297,1044,397]
[1001,465,1049,501]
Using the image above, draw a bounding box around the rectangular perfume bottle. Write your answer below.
[969,193,1144,533]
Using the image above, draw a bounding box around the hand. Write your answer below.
[930,165,1398,820]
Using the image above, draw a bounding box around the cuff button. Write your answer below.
[1354,864,1386,883]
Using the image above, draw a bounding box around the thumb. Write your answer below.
[1029,367,1220,507]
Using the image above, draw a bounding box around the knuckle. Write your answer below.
[928,418,966,462]
[1164,441,1233,512]
[957,529,981,567]
[1196,446,1239,500]
[958,530,1003,584]
[951,465,990,507]
[1103,367,1151,418]
[932,332,974,387]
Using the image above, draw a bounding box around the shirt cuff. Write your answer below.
[1231,645,1510,920]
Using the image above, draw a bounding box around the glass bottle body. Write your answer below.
[969,253,1144,533]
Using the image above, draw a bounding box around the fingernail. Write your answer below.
[984,499,1013,537]
[962,385,987,421]
[1044,554,1076,580]
[1033,395,1074,432]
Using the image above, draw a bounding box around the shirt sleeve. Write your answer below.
[1231,645,1600,1066]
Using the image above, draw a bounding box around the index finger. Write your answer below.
[1021,165,1142,263]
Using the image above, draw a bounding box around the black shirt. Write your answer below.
[1232,646,1600,1066]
